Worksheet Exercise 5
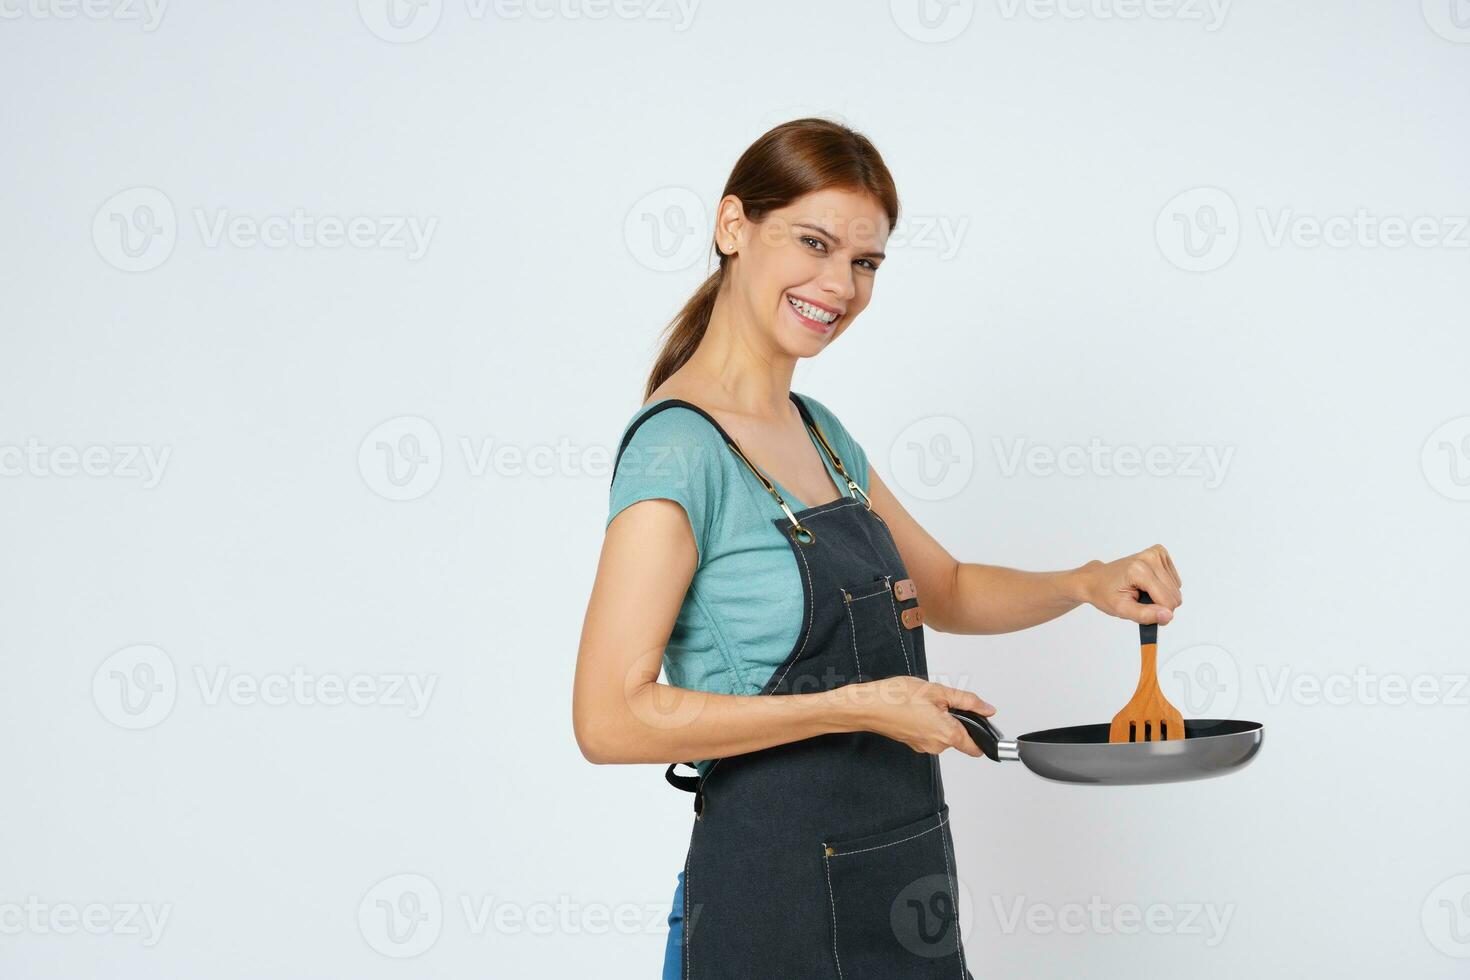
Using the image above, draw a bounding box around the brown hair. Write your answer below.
[643,117,901,401]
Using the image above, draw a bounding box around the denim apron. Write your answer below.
[615,393,972,980]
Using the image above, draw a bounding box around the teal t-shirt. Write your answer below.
[605,391,872,776]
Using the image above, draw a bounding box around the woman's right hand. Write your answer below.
[844,675,996,758]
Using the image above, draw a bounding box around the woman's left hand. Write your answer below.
[1077,544,1182,625]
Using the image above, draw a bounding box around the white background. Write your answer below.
[3,1,1468,977]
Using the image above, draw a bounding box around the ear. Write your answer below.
[714,194,748,252]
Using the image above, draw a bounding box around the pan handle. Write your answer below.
[1138,588,1157,646]
[949,708,1018,763]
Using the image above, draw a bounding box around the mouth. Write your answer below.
[785,293,843,335]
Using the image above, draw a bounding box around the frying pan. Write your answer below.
[948,710,1263,785]
[944,594,1264,785]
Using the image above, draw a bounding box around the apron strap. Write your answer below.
[665,763,705,815]
[790,392,872,510]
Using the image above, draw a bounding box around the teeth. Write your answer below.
[787,296,838,325]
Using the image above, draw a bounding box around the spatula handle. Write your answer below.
[1138,589,1157,646]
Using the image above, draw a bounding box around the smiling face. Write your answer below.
[716,187,891,356]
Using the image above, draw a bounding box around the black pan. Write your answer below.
[945,591,1264,785]
[948,710,1263,785]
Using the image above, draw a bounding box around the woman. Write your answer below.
[573,118,1182,980]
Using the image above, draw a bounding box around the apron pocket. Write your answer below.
[821,804,965,977]
[840,575,914,683]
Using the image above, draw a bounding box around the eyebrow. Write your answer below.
[793,222,886,261]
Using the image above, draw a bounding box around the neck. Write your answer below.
[686,287,797,420]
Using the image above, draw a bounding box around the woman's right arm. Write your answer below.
[572,497,996,765]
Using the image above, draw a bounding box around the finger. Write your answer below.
[1139,552,1181,609]
[944,717,984,757]
[1157,545,1182,592]
[1126,564,1174,624]
[939,685,995,716]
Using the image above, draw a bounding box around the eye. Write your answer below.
[800,235,827,252]
[855,258,879,272]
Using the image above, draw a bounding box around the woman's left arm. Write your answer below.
[866,469,1183,635]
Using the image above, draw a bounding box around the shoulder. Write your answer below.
[607,400,733,565]
[608,399,733,529]
[794,390,871,493]
[612,399,729,478]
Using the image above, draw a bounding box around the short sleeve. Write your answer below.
[798,393,871,496]
[606,408,724,564]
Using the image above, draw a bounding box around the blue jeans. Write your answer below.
[661,870,684,979]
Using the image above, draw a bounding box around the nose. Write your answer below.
[817,258,857,303]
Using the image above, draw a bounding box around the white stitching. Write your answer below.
[823,850,845,980]
[683,844,691,979]
[845,583,892,602]
[796,497,860,522]
[887,590,911,675]
[940,815,965,977]
[828,810,951,858]
[765,535,816,694]
[698,513,819,795]
[841,593,863,681]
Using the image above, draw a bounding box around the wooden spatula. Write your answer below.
[1109,590,1186,743]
